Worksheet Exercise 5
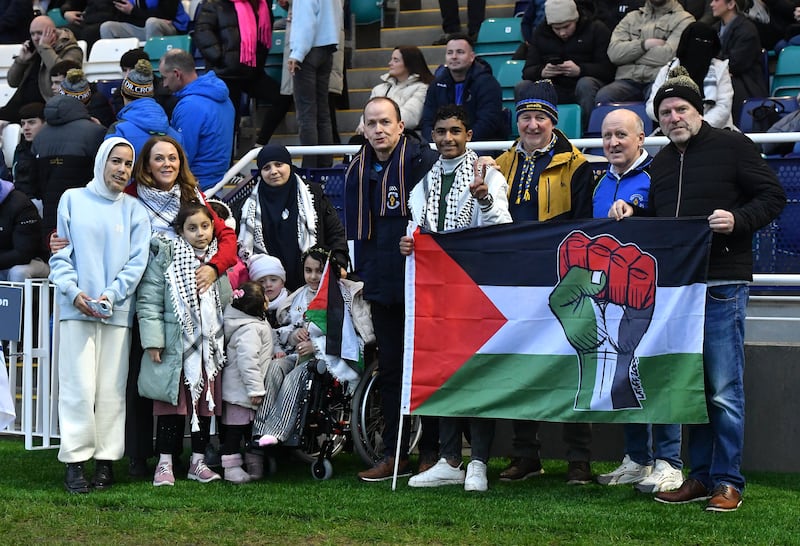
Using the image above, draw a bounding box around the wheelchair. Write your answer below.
[282,351,422,480]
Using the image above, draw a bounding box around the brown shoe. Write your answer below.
[357,457,411,482]
[566,461,592,485]
[499,457,544,481]
[705,484,743,512]
[654,478,709,504]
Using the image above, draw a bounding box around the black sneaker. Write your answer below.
[566,461,593,485]
[93,460,114,490]
[64,463,91,494]
[499,457,544,481]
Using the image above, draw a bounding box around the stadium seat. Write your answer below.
[557,103,582,140]
[47,8,69,27]
[496,59,524,101]
[351,0,382,25]
[480,54,513,78]
[739,96,800,133]
[144,35,193,72]
[83,37,140,82]
[771,45,800,96]
[474,18,522,55]
[2,123,20,168]
[0,82,14,109]
[77,40,88,61]
[585,102,654,138]
[272,0,288,20]
[0,43,19,81]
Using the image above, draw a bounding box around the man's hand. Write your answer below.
[708,209,734,234]
[643,38,666,50]
[40,26,57,48]
[113,0,134,14]
[608,199,634,221]
[147,348,163,363]
[399,235,414,256]
[469,158,489,200]
[64,11,83,24]
[287,58,300,76]
[541,63,561,78]
[17,41,33,62]
[559,60,580,77]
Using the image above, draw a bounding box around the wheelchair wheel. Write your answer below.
[292,374,351,465]
[351,360,422,465]
[311,459,334,480]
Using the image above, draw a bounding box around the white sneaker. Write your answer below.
[464,460,488,492]
[597,454,652,485]
[408,458,465,487]
[635,459,684,493]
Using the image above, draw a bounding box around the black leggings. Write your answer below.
[221,424,252,455]
[156,414,211,455]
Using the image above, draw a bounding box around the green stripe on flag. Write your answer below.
[413,353,707,423]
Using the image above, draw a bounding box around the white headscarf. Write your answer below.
[86,137,135,202]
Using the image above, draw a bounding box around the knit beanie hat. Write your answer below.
[121,59,155,100]
[653,66,704,116]
[515,79,559,123]
[59,69,91,104]
[248,254,286,282]
[257,144,292,169]
[545,0,579,24]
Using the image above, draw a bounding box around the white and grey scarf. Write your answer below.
[165,235,226,431]
[138,183,205,237]
[237,175,319,260]
[421,149,478,231]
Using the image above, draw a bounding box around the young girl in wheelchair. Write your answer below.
[253,247,373,448]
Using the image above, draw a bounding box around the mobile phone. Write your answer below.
[87,299,113,318]
[544,55,563,65]
[24,40,34,52]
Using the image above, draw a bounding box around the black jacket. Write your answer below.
[11,139,37,200]
[643,122,786,281]
[523,14,615,93]
[0,0,34,44]
[62,0,180,27]
[31,95,106,243]
[715,14,769,116]
[194,0,271,80]
[0,180,44,269]
[421,59,507,143]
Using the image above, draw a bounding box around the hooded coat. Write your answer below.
[48,137,151,328]
[106,97,183,154]
[31,95,107,244]
[0,178,44,270]
[222,305,272,410]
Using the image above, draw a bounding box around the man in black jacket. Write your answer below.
[346,97,439,482]
[610,69,786,513]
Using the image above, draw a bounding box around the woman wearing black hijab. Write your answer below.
[237,145,348,290]
[646,22,737,130]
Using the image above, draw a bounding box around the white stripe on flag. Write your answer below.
[478,284,707,357]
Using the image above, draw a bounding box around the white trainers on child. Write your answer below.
[408,458,465,487]
[597,454,652,485]
[464,460,488,492]
[635,459,684,493]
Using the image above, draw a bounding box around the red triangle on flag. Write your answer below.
[410,231,508,411]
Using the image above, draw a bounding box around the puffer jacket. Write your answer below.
[106,97,182,154]
[6,27,83,100]
[31,95,106,243]
[357,73,429,133]
[194,0,271,80]
[420,59,507,142]
[0,179,44,269]
[137,236,233,404]
[222,305,272,410]
[607,0,694,83]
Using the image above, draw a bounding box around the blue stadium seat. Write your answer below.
[739,96,800,133]
[474,18,523,55]
[144,35,193,73]
[557,104,582,140]
[754,157,800,273]
[585,102,654,138]
[496,60,524,101]
[771,46,800,96]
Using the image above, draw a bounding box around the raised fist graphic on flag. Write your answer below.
[549,231,657,411]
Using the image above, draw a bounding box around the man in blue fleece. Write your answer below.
[159,48,235,192]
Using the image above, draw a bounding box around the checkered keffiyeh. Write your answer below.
[421,149,478,231]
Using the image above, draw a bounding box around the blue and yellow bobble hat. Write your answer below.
[515,79,558,124]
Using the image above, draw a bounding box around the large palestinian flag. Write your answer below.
[401,218,712,423]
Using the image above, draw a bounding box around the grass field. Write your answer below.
[1,436,798,545]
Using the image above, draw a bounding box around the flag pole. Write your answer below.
[391,413,405,491]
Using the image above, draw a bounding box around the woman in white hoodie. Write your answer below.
[355,46,434,135]
[48,137,151,494]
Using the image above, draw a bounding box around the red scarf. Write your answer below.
[234,0,271,67]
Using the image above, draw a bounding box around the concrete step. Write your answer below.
[380,24,444,48]
[348,88,373,106]
[398,4,515,27]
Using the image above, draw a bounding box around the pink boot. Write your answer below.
[221,454,251,484]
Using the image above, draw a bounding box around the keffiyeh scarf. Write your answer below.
[420,149,478,231]
[237,175,318,260]
[166,235,226,431]
[137,183,205,237]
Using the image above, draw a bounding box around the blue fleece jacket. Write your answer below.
[592,151,653,218]
[48,138,152,328]
[170,72,235,191]
[106,97,183,155]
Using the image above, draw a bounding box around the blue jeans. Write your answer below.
[688,284,748,492]
[292,45,335,168]
[624,423,682,469]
